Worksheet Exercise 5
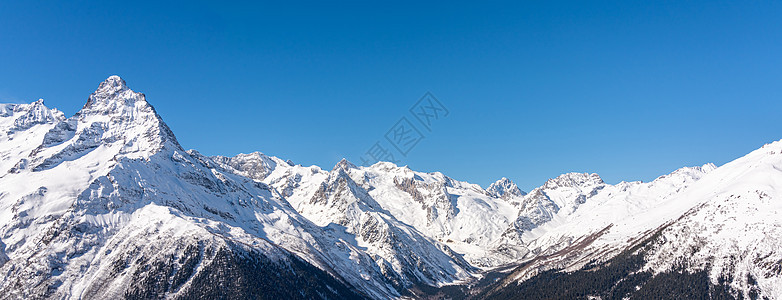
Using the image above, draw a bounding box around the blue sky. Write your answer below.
[1,1,781,190]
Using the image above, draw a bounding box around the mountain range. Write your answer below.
[1,76,779,299]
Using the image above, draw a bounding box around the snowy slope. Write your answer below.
[3,75,781,299]
[0,76,395,298]
[216,150,717,270]
[0,100,65,175]
[217,155,525,268]
[492,166,715,259]
[215,156,479,290]
[631,142,782,298]
[488,143,782,298]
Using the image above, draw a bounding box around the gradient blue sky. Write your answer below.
[1,1,781,190]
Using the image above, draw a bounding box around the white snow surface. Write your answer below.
[0,77,398,298]
[2,76,781,298]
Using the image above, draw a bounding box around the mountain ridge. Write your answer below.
[1,76,780,299]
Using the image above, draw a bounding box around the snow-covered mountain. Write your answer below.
[0,77,390,298]
[1,76,781,299]
[481,151,782,299]
[216,154,524,268]
[486,177,526,200]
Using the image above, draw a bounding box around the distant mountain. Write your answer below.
[1,76,780,299]
[486,177,526,199]
[481,148,780,299]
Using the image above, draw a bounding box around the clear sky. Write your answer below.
[1,1,781,191]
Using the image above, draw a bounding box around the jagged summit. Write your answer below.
[652,163,718,183]
[212,151,282,181]
[3,76,782,298]
[487,177,526,199]
[82,75,149,113]
[1,99,64,135]
[97,75,127,92]
[29,76,182,167]
[333,158,357,171]
[369,161,402,169]
[543,172,604,189]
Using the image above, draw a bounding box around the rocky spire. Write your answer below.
[487,177,526,199]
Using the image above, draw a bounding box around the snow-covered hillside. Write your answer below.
[220,148,716,271]
[2,76,781,299]
[216,154,525,267]
[484,145,782,299]
[0,77,392,298]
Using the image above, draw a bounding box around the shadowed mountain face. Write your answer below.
[1,77,781,299]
